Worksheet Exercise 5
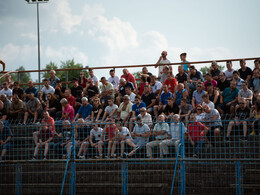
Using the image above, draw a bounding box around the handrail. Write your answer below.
[0,71,18,80]
[2,57,260,74]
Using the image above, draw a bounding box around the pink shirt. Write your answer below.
[204,80,217,91]
[63,104,75,121]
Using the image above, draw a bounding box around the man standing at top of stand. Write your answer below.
[155,51,172,79]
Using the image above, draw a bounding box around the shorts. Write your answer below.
[132,139,146,148]
[218,103,236,112]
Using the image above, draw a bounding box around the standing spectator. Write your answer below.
[24,80,38,102]
[179,99,193,123]
[146,115,169,158]
[163,72,178,94]
[9,94,26,122]
[159,114,185,158]
[117,95,133,125]
[0,82,12,100]
[101,97,118,122]
[204,73,217,91]
[155,51,171,79]
[238,81,253,107]
[217,81,239,115]
[121,69,137,89]
[174,83,189,106]
[41,79,55,100]
[0,121,13,161]
[12,81,24,100]
[108,69,120,91]
[141,85,156,114]
[78,71,88,88]
[209,61,221,81]
[129,95,146,131]
[49,70,60,88]
[238,59,252,82]
[162,97,179,120]
[23,93,42,124]
[54,80,66,100]
[224,61,235,81]
[100,77,114,105]
[138,67,153,83]
[232,71,244,90]
[88,68,99,87]
[150,75,162,97]
[187,66,204,92]
[70,78,83,98]
[216,72,230,92]
[192,82,206,109]
[73,97,92,122]
[84,78,99,102]
[60,98,75,121]
[180,52,190,72]
[175,65,188,84]
[249,68,260,98]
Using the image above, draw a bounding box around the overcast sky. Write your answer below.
[0,0,259,81]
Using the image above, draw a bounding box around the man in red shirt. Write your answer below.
[186,113,208,158]
[121,69,137,89]
[163,72,178,94]
[64,89,76,107]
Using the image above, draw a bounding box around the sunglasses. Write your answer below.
[197,109,202,111]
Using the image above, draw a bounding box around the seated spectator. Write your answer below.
[115,120,132,158]
[101,97,118,123]
[138,75,149,96]
[100,77,114,106]
[0,82,12,100]
[125,86,136,104]
[49,70,60,88]
[238,81,253,108]
[186,113,208,158]
[137,107,153,129]
[32,122,53,160]
[23,93,42,124]
[116,78,134,106]
[138,67,152,83]
[187,66,204,92]
[146,114,169,158]
[238,59,252,82]
[225,98,250,142]
[174,83,189,106]
[217,80,239,115]
[141,85,156,114]
[84,78,99,103]
[117,95,133,125]
[160,65,170,84]
[97,117,117,158]
[129,95,146,131]
[90,98,103,123]
[45,93,61,119]
[73,97,92,123]
[251,102,260,135]
[175,65,188,84]
[60,98,75,121]
[108,69,120,91]
[88,68,99,87]
[78,71,88,88]
[64,89,76,107]
[160,114,185,158]
[37,91,46,110]
[162,97,179,121]
[204,73,217,91]
[41,79,55,100]
[123,116,150,158]
[192,82,206,109]
[249,68,260,99]
[12,81,24,100]
[150,75,162,97]
[121,68,137,89]
[70,78,83,98]
[209,61,221,81]
[179,98,193,123]
[24,80,38,102]
[154,84,174,121]
[9,94,26,122]
[0,121,13,161]
[224,61,235,81]
[180,52,190,73]
[216,72,230,92]
[0,94,11,116]
[155,51,172,79]
[163,72,178,94]
[254,59,259,69]
[194,105,206,122]
[233,71,244,90]
[77,120,92,159]
[2,74,14,89]
[89,124,103,158]
[54,80,66,101]
[203,104,222,144]
[0,100,7,121]
[202,94,215,109]
[206,83,220,107]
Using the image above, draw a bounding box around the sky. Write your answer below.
[0,0,259,82]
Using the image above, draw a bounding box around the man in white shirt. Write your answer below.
[116,121,132,158]
[101,97,118,122]
[0,82,12,100]
[108,69,119,90]
[155,51,172,78]
[202,93,215,109]
[88,68,99,87]
[41,79,55,100]
[224,61,235,81]
[150,75,162,97]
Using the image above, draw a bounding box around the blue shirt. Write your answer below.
[132,102,146,116]
[49,76,60,88]
[160,91,174,105]
[77,104,93,119]
[222,87,239,104]
[183,61,189,71]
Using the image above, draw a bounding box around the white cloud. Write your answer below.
[20,33,37,40]
[45,46,88,65]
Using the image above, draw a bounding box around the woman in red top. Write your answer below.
[78,71,88,88]
[138,75,149,96]
[163,72,177,94]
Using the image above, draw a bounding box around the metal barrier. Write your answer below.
[0,119,259,194]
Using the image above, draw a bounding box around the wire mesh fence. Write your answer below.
[0,118,259,195]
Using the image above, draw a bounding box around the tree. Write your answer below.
[199,65,225,75]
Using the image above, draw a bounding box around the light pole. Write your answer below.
[25,0,49,89]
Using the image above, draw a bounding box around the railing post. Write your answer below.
[15,164,22,195]
[121,161,128,195]
[235,161,243,195]
[180,123,186,195]
[69,124,76,195]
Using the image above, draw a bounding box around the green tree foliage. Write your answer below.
[6,66,31,89]
[199,65,225,75]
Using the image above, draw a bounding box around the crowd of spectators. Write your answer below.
[0,53,260,160]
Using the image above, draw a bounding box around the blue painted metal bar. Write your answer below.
[60,145,72,195]
[15,163,22,195]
